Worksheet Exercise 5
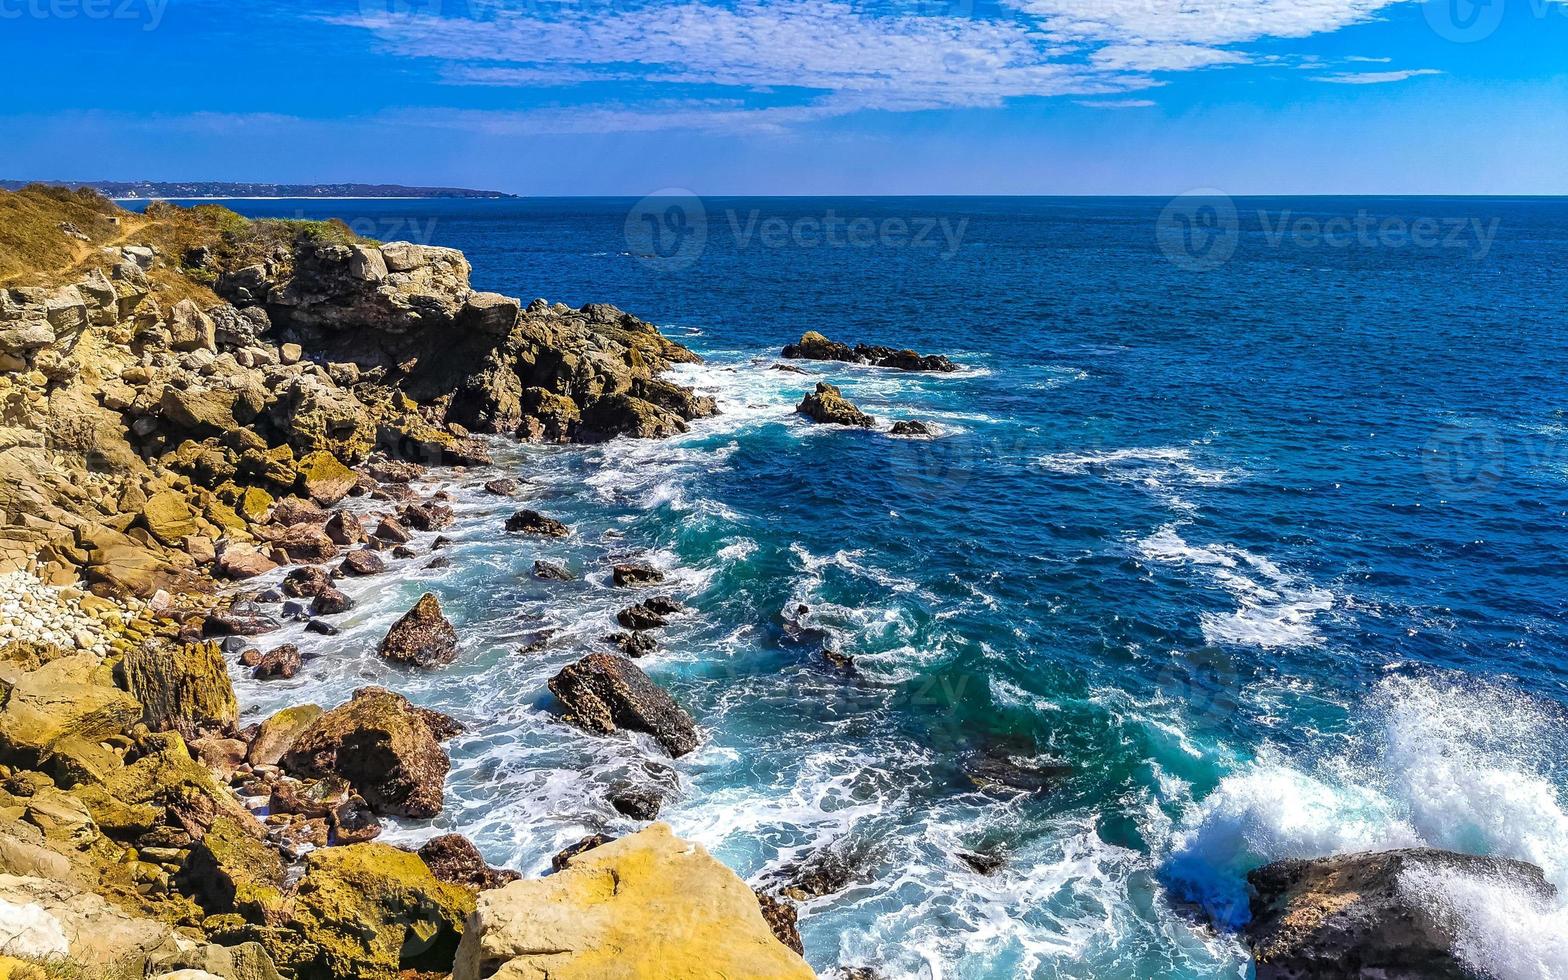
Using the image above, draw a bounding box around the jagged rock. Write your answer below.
[451,824,813,980]
[251,644,301,681]
[796,382,875,427]
[309,587,353,616]
[399,501,454,531]
[282,687,452,818]
[616,599,680,631]
[168,299,217,353]
[1245,848,1555,980]
[417,834,521,891]
[0,654,138,778]
[459,292,520,338]
[821,648,856,674]
[372,517,410,544]
[246,704,322,766]
[504,509,568,536]
[783,331,957,372]
[281,566,333,599]
[322,511,364,546]
[551,834,615,872]
[755,891,805,956]
[142,491,199,545]
[608,631,656,658]
[548,653,699,757]
[284,841,475,980]
[365,457,422,484]
[268,496,326,527]
[608,785,663,821]
[890,420,932,436]
[378,592,458,669]
[482,478,518,496]
[121,640,238,738]
[339,549,386,577]
[262,524,338,563]
[612,562,665,587]
[957,850,1004,875]
[328,793,380,846]
[533,560,574,581]
[204,606,282,637]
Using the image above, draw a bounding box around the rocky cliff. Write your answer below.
[0,185,714,596]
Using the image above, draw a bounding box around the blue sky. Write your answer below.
[1,0,1565,194]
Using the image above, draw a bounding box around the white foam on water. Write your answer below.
[1401,866,1568,980]
[1165,676,1568,957]
[1137,525,1336,650]
[1039,446,1237,488]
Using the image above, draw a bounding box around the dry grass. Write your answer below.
[0,184,124,283]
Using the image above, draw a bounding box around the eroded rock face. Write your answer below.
[120,640,238,738]
[796,382,875,428]
[281,687,452,818]
[1245,848,1555,980]
[547,653,699,757]
[451,823,814,980]
[377,592,458,669]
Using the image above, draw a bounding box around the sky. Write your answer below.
[0,0,1565,194]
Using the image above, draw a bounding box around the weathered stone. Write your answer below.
[142,491,199,545]
[268,496,325,527]
[0,654,139,777]
[121,640,238,738]
[281,565,333,599]
[548,653,699,757]
[612,562,664,587]
[372,517,410,544]
[378,593,458,669]
[451,824,814,980]
[339,549,386,577]
[169,299,217,352]
[322,510,364,546]
[251,644,302,681]
[459,292,521,338]
[783,331,957,372]
[309,587,353,617]
[282,687,451,818]
[177,816,288,923]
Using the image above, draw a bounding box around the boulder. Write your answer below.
[459,292,521,338]
[890,420,932,436]
[309,587,353,617]
[482,478,518,496]
[504,509,568,537]
[1245,848,1556,980]
[378,592,459,669]
[281,565,333,599]
[339,549,386,577]
[268,496,326,527]
[251,644,302,681]
[417,834,521,892]
[0,654,139,777]
[286,842,475,980]
[547,653,699,757]
[372,517,410,544]
[322,510,364,546]
[282,687,452,818]
[796,382,875,428]
[121,640,238,738]
[295,451,357,507]
[168,299,217,353]
[176,815,288,923]
[451,823,814,980]
[246,704,323,766]
[0,873,183,971]
[782,331,957,372]
[142,491,199,545]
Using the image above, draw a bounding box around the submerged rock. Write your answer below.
[890,420,932,436]
[548,653,700,757]
[1245,848,1555,980]
[608,631,656,658]
[282,687,453,818]
[796,382,875,428]
[451,823,813,980]
[481,478,519,496]
[378,592,458,669]
[612,562,665,587]
[533,559,574,581]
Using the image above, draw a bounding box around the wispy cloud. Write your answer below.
[319,0,1452,132]
[1314,68,1443,84]
[1076,98,1157,108]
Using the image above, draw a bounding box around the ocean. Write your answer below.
[135,197,1568,978]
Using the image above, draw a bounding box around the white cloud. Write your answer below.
[324,0,1448,132]
[1076,98,1158,108]
[1313,67,1442,83]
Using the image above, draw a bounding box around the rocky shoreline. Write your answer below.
[0,186,1542,980]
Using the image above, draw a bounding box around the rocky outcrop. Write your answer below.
[782,331,957,372]
[547,653,699,757]
[612,562,665,587]
[504,509,568,537]
[1245,848,1554,980]
[377,592,459,669]
[451,823,815,980]
[281,687,454,818]
[890,420,932,436]
[119,639,237,739]
[796,382,875,428]
[417,834,522,892]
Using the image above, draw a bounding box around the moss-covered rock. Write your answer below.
[141,492,199,546]
[0,654,138,780]
[246,704,322,767]
[120,641,237,739]
[294,451,356,507]
[281,688,450,819]
[176,816,288,924]
[286,842,475,980]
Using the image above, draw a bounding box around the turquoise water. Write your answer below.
[155,198,1568,978]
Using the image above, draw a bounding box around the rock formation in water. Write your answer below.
[782,330,957,372]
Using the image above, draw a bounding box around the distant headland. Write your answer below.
[0,179,518,199]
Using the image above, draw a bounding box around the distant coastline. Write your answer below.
[0,179,517,199]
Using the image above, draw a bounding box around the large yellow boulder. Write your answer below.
[451,823,816,980]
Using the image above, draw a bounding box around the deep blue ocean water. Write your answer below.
[138,197,1568,978]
